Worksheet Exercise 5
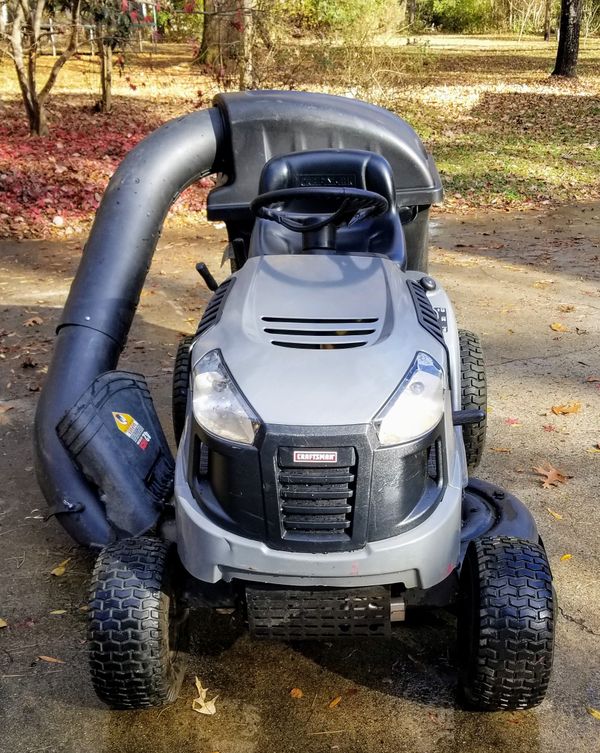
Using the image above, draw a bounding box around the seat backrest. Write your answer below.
[248,149,406,266]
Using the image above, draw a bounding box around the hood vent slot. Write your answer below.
[406,280,445,347]
[262,316,379,350]
[196,278,234,337]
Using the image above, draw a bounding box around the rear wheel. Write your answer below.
[457,536,555,711]
[89,537,189,709]
[459,329,486,471]
[172,335,194,445]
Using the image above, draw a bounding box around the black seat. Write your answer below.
[248,149,406,267]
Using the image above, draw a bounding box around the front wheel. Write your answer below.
[172,335,194,445]
[457,536,555,711]
[89,537,189,709]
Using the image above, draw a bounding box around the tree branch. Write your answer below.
[38,0,82,104]
[9,1,34,117]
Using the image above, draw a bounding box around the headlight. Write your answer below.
[374,352,444,446]
[192,349,260,445]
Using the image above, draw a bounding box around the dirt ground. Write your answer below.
[0,205,599,753]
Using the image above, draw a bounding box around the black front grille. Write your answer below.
[277,448,356,540]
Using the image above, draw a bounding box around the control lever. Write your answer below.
[196,262,218,291]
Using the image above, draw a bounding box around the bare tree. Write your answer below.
[238,0,253,89]
[543,0,552,38]
[6,0,82,136]
[552,0,584,76]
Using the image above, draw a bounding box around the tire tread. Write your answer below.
[459,536,555,711]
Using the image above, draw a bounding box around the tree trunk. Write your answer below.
[97,24,113,114]
[238,0,254,89]
[0,2,8,36]
[197,0,242,79]
[7,0,82,137]
[405,0,417,27]
[30,102,49,137]
[552,0,584,76]
[543,0,552,39]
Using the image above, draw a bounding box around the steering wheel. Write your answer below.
[250,186,389,233]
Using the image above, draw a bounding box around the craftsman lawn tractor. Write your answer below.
[34,91,555,712]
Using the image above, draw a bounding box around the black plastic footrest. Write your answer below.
[246,586,391,639]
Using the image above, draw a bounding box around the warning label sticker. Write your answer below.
[112,412,151,450]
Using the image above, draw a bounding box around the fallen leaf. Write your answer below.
[560,553,572,561]
[505,417,521,426]
[21,356,38,369]
[585,376,600,383]
[49,609,67,615]
[547,508,563,520]
[489,446,511,453]
[0,404,14,414]
[50,558,71,577]
[24,316,43,327]
[328,696,342,709]
[290,688,304,699]
[542,424,556,432]
[38,655,65,664]
[533,464,573,489]
[0,618,8,628]
[192,677,218,716]
[586,443,600,454]
[550,322,569,332]
[551,402,581,415]
[587,707,600,721]
[558,304,575,313]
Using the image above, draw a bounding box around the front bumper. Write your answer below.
[174,446,463,589]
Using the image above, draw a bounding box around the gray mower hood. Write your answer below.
[191,254,447,427]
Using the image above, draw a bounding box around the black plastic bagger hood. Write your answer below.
[208,90,443,222]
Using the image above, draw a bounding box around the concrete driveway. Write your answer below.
[0,205,599,753]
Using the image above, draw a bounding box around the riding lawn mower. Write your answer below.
[34,91,555,711]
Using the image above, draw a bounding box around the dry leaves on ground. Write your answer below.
[24,316,43,327]
[533,464,572,489]
[560,554,572,561]
[50,558,71,577]
[587,707,600,721]
[0,618,8,628]
[328,696,342,709]
[547,508,563,520]
[551,402,581,415]
[550,322,569,332]
[505,417,522,426]
[37,655,65,664]
[290,688,304,699]
[192,677,218,716]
